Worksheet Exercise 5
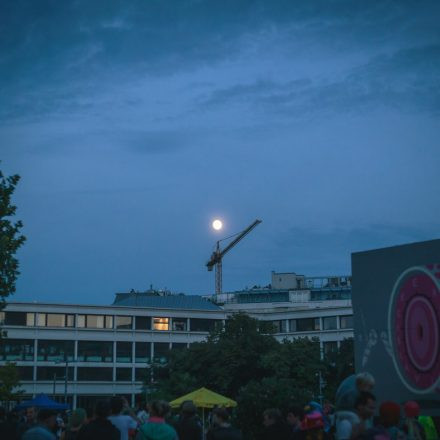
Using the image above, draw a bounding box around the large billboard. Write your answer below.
[351,239,440,415]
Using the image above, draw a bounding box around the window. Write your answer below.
[37,366,74,381]
[16,366,34,381]
[289,319,296,332]
[77,315,113,329]
[0,339,34,361]
[190,319,219,332]
[295,318,320,332]
[135,367,150,382]
[135,342,151,363]
[77,367,113,381]
[37,313,46,326]
[77,341,113,362]
[153,318,169,331]
[340,315,353,329]
[37,340,74,362]
[153,343,169,364]
[66,315,75,327]
[323,316,338,330]
[172,318,187,331]
[135,316,151,330]
[116,368,132,381]
[116,342,132,363]
[3,312,27,326]
[26,313,35,326]
[46,314,66,327]
[323,341,338,357]
[116,316,132,330]
[271,320,287,333]
[0,311,4,324]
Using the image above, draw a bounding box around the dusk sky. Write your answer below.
[1,1,439,305]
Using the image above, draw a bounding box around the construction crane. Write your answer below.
[206,219,262,295]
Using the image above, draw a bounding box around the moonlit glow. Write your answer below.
[212,219,223,230]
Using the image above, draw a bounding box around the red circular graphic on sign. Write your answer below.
[390,268,440,392]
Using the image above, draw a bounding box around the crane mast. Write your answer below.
[206,219,262,295]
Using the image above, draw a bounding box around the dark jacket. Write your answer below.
[76,418,120,440]
[176,415,202,440]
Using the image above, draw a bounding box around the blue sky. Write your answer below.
[1,1,439,304]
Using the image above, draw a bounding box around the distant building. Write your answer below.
[0,272,353,408]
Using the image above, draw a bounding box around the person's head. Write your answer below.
[149,400,170,418]
[69,408,86,429]
[263,408,282,427]
[26,407,36,422]
[95,400,111,419]
[355,392,376,420]
[403,401,420,419]
[181,400,197,417]
[379,401,401,428]
[37,409,57,431]
[286,406,303,427]
[356,372,375,392]
[110,396,124,415]
[212,407,230,426]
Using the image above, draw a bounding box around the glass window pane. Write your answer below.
[0,311,4,324]
[105,316,113,329]
[17,366,34,381]
[0,339,34,361]
[37,366,74,381]
[171,343,187,351]
[77,315,85,328]
[296,318,320,332]
[77,367,113,381]
[37,313,46,327]
[66,315,75,327]
[323,341,338,357]
[116,316,132,330]
[190,319,219,332]
[86,315,104,328]
[289,319,296,332]
[47,314,65,327]
[26,313,35,326]
[340,315,353,329]
[153,343,169,364]
[4,312,27,326]
[135,367,150,382]
[116,342,132,362]
[77,341,113,362]
[135,342,151,363]
[323,316,337,330]
[37,340,74,362]
[116,368,132,381]
[172,318,187,331]
[135,316,151,330]
[153,318,169,331]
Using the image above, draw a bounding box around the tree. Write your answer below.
[0,169,25,311]
[0,362,24,404]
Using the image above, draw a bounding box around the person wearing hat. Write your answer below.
[22,408,57,440]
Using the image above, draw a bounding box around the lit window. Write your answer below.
[37,314,46,327]
[153,317,169,331]
[26,313,35,326]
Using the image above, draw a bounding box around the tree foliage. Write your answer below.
[0,362,24,403]
[0,170,25,309]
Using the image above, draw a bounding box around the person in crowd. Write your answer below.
[286,405,304,439]
[60,408,87,440]
[137,403,149,425]
[261,408,292,440]
[22,409,57,440]
[108,396,138,440]
[301,411,328,440]
[175,400,202,440]
[17,406,38,439]
[76,400,120,440]
[207,407,242,440]
[136,400,177,440]
[336,391,376,440]
[402,401,425,440]
[378,401,406,440]
[355,373,375,393]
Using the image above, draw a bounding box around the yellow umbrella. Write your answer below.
[170,387,237,409]
[170,387,237,438]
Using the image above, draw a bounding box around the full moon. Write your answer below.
[212,219,223,230]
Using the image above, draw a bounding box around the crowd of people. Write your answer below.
[0,373,438,440]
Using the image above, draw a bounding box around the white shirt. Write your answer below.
[108,414,138,440]
[335,411,360,440]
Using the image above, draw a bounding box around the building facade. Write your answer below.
[0,272,353,408]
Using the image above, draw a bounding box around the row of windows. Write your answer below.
[270,315,353,333]
[0,312,220,332]
[0,339,187,364]
[9,366,157,382]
